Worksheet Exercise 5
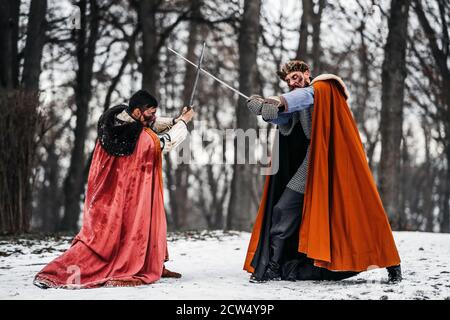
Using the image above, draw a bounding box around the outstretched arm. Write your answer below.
[246,87,313,124]
[280,86,314,114]
[247,95,292,124]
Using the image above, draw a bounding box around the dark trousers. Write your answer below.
[269,188,304,266]
[268,188,360,281]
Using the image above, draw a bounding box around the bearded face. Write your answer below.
[132,106,157,126]
[285,71,310,91]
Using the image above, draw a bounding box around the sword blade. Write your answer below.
[167,47,249,100]
[188,42,206,107]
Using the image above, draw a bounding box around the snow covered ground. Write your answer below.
[0,231,449,300]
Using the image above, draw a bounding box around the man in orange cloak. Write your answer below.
[34,90,194,289]
[245,61,402,283]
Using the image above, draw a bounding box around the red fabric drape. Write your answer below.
[35,128,167,288]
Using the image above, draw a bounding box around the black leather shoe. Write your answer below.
[33,279,50,289]
[263,262,282,281]
[264,265,281,281]
[249,262,282,283]
[249,274,267,283]
[387,265,402,283]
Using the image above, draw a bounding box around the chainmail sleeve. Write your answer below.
[285,106,314,193]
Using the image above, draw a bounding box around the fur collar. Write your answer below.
[97,105,143,156]
[311,74,350,100]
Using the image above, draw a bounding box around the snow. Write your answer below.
[0,231,449,300]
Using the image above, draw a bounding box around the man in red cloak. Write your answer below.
[245,61,402,283]
[34,90,194,289]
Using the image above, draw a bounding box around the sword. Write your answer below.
[187,42,206,109]
[167,46,250,100]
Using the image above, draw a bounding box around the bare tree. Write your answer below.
[226,0,261,231]
[137,0,194,94]
[6,0,448,235]
[411,0,450,232]
[296,0,312,60]
[295,0,326,73]
[310,0,326,73]
[0,0,20,90]
[378,0,411,229]
[22,0,48,91]
[0,0,47,234]
[61,0,101,231]
[165,0,203,229]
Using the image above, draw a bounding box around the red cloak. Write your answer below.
[35,128,167,288]
[245,78,401,273]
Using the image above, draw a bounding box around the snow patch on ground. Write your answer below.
[0,231,449,300]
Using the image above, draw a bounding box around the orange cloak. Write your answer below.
[245,77,401,273]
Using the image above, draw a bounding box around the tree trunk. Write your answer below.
[310,0,326,74]
[226,0,261,231]
[399,134,410,230]
[413,0,450,232]
[295,0,311,60]
[138,0,159,94]
[36,143,62,233]
[378,0,411,229]
[168,1,203,229]
[61,0,100,231]
[22,0,48,91]
[354,21,378,169]
[0,0,20,90]
[442,146,450,233]
[0,91,42,234]
[0,0,46,234]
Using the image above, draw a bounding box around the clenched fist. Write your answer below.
[177,107,195,124]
